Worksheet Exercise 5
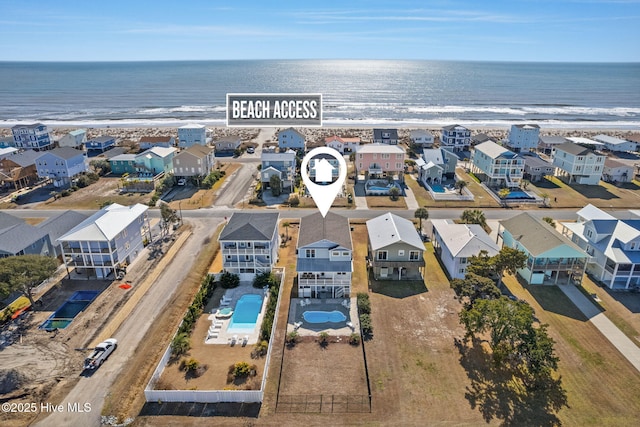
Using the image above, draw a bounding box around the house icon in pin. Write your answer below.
[312,158,335,183]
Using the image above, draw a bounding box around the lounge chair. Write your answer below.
[207,332,218,339]
[346,321,354,329]
[230,335,238,346]
[304,298,311,305]
[242,335,249,346]
[299,300,306,307]
[342,299,350,308]
[294,321,302,330]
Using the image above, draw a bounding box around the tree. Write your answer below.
[282,221,290,241]
[540,192,550,208]
[493,246,528,287]
[466,250,495,278]
[270,174,282,196]
[460,209,487,229]
[159,202,178,236]
[454,180,468,195]
[171,332,191,357]
[542,216,556,228]
[0,255,58,307]
[450,272,500,306]
[414,207,429,233]
[521,179,530,190]
[498,188,511,206]
[389,186,400,201]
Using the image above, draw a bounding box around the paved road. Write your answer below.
[36,218,221,427]
[213,163,258,207]
[559,285,640,372]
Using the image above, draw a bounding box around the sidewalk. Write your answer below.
[559,285,640,372]
[404,179,420,210]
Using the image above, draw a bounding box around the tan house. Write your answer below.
[173,145,216,177]
[0,150,40,190]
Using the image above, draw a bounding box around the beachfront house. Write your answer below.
[0,147,18,161]
[366,212,425,280]
[35,147,88,187]
[497,212,588,285]
[213,136,242,153]
[603,158,634,183]
[471,133,496,146]
[0,150,40,190]
[173,144,216,178]
[551,141,605,185]
[593,134,637,153]
[410,130,435,148]
[58,129,87,149]
[85,136,116,154]
[441,124,471,153]
[373,128,399,145]
[470,141,524,188]
[431,219,500,280]
[309,153,340,182]
[277,128,305,151]
[561,205,640,289]
[417,147,458,186]
[218,212,280,281]
[538,135,569,155]
[523,156,555,182]
[57,203,151,279]
[505,124,540,153]
[325,135,360,154]
[109,154,137,175]
[12,123,53,151]
[177,123,208,148]
[139,136,175,150]
[355,143,405,181]
[297,211,353,298]
[134,147,176,175]
[0,212,52,258]
[0,137,16,149]
[261,150,296,191]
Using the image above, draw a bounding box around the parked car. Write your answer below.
[177,178,186,186]
[84,338,118,370]
[246,146,255,154]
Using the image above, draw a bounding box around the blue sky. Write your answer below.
[1,0,639,62]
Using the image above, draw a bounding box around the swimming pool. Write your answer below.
[303,310,347,324]
[40,290,100,331]
[504,190,534,200]
[228,294,263,332]
[430,184,445,193]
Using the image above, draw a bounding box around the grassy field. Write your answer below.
[365,195,408,209]
[503,276,640,426]
[527,176,640,209]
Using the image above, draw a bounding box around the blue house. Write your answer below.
[261,150,296,191]
[277,128,305,151]
[86,136,116,154]
[498,212,588,285]
[109,154,138,175]
[35,147,87,187]
[11,123,53,151]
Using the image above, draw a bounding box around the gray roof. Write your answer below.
[5,150,40,166]
[88,136,115,143]
[539,135,569,145]
[261,150,296,162]
[219,212,279,241]
[554,142,594,156]
[471,133,494,144]
[109,154,137,161]
[500,213,586,257]
[524,156,553,169]
[12,123,45,130]
[298,211,352,250]
[366,213,424,251]
[431,219,499,258]
[373,128,398,140]
[0,212,24,230]
[38,210,89,244]
[594,134,630,146]
[40,147,85,160]
[0,223,49,255]
[442,124,469,132]
[474,141,518,160]
[296,258,352,272]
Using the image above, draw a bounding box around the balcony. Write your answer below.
[222,247,270,255]
[298,275,351,286]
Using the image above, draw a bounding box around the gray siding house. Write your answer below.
[173,144,216,178]
[219,212,280,281]
[366,213,425,280]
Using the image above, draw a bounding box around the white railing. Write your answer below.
[298,277,351,286]
[144,268,285,404]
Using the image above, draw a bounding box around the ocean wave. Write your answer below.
[137,105,226,115]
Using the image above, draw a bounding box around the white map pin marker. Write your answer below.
[300,147,347,217]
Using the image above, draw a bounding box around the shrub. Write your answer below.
[286,331,299,345]
[220,271,240,289]
[253,272,278,289]
[148,194,159,207]
[357,292,371,314]
[60,189,71,197]
[288,195,300,206]
[171,332,191,357]
[359,313,373,336]
[251,340,269,358]
[318,331,329,346]
[232,361,252,378]
[349,332,361,346]
[180,357,199,372]
[260,277,281,341]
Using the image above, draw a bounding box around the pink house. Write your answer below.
[355,143,405,181]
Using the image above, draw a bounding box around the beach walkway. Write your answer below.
[559,285,640,372]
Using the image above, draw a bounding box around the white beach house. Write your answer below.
[505,124,540,153]
[551,141,605,185]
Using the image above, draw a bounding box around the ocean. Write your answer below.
[0,60,639,129]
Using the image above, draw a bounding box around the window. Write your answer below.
[332,251,340,256]
[306,249,316,258]
[342,251,349,256]
[398,250,405,257]
[459,268,466,274]
[409,251,420,260]
[631,242,637,250]
[577,156,584,161]
[377,251,388,260]
[460,257,467,264]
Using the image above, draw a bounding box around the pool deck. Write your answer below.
[287,297,360,337]
[203,284,269,346]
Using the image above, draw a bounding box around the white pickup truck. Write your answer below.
[83,338,118,370]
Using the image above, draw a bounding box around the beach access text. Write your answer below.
[227,93,322,127]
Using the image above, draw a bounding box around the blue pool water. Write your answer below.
[40,290,99,330]
[303,310,347,324]
[228,294,263,332]
[430,184,445,193]
[504,190,534,200]
[369,186,391,192]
